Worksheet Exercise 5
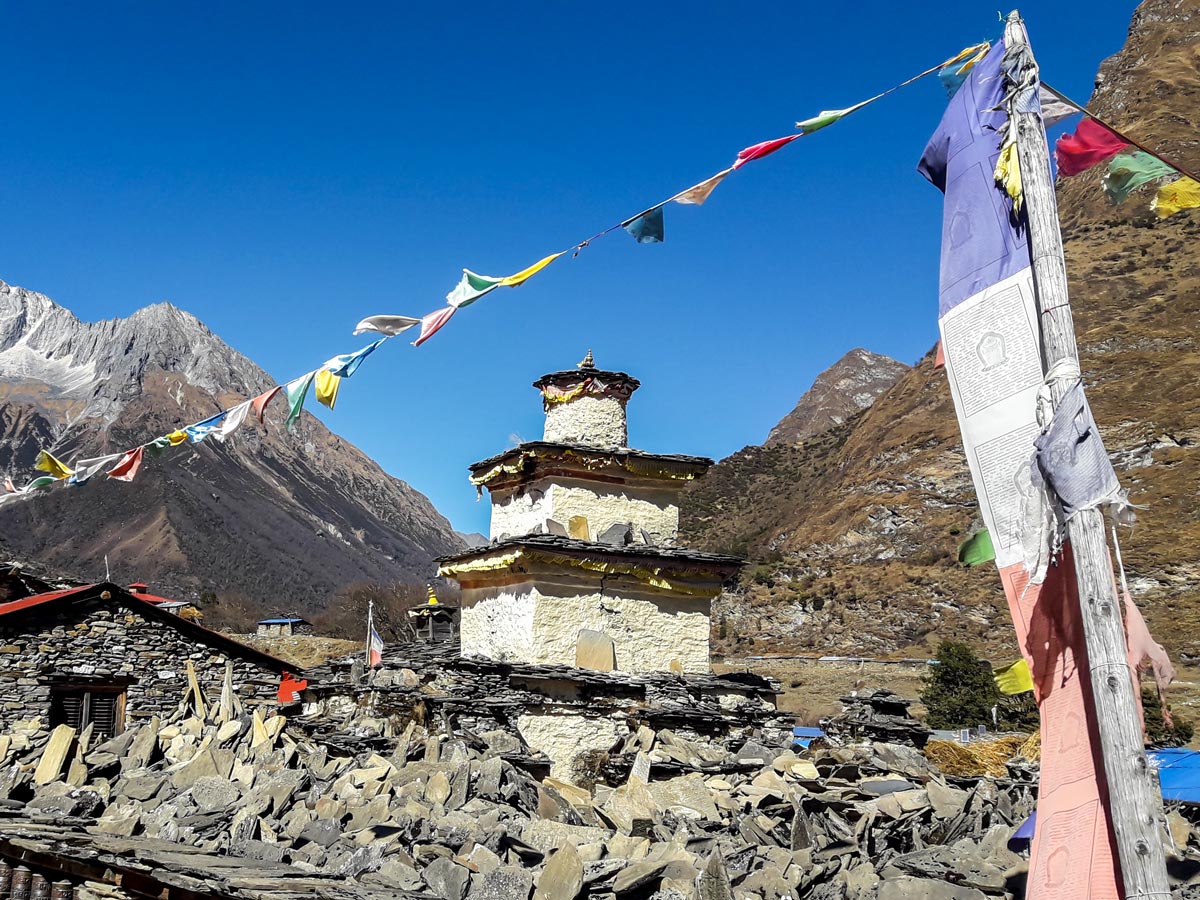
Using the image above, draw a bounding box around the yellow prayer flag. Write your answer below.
[1152,177,1200,219]
[941,41,990,71]
[994,658,1034,695]
[497,253,564,287]
[315,369,341,410]
[167,430,188,446]
[994,141,1023,213]
[34,450,73,480]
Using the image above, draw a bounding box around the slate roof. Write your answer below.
[468,440,713,475]
[532,367,640,390]
[0,819,430,900]
[436,533,743,569]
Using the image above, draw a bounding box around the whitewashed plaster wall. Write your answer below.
[543,395,628,448]
[461,580,712,674]
[489,477,680,543]
[458,585,536,663]
[489,485,552,540]
[517,710,626,782]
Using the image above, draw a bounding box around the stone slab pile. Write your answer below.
[0,701,1064,900]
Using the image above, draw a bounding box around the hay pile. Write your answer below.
[924,734,1031,777]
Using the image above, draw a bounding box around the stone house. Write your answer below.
[0,582,302,736]
[255,616,313,637]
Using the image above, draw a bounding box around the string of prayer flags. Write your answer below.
[354,315,421,337]
[284,373,317,430]
[413,306,457,347]
[251,386,283,423]
[107,447,144,483]
[622,206,665,244]
[957,529,996,567]
[1152,176,1200,219]
[1103,150,1176,205]
[993,658,1035,695]
[672,169,731,206]
[315,370,341,410]
[185,411,228,444]
[34,451,73,480]
[733,134,801,169]
[324,339,386,378]
[2,40,1045,512]
[1054,117,1129,177]
[69,454,124,485]
[216,401,252,442]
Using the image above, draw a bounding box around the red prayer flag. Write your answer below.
[1054,118,1129,177]
[412,306,457,347]
[3,478,15,494]
[732,134,801,170]
[251,385,283,423]
[934,341,945,369]
[277,672,308,703]
[107,447,144,482]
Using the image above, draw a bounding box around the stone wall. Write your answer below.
[489,477,680,544]
[460,578,713,674]
[0,597,284,728]
[543,395,628,448]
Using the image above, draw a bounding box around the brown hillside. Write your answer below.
[683,0,1200,662]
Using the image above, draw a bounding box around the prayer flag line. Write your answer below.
[360,41,995,351]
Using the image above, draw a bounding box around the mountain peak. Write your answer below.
[0,277,463,623]
[0,278,270,422]
[765,348,908,446]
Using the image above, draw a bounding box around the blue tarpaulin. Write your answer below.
[1151,748,1200,803]
[1009,749,1200,855]
[793,726,825,749]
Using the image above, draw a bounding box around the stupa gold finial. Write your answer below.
[578,349,595,370]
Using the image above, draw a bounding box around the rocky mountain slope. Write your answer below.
[683,0,1200,662]
[0,279,463,619]
[765,349,909,446]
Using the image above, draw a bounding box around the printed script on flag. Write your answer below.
[921,36,1120,900]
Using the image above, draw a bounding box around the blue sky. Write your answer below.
[1,2,1132,535]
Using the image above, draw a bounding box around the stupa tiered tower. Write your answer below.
[437,352,742,674]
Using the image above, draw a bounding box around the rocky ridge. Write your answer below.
[765,350,909,447]
[0,279,463,619]
[683,0,1200,662]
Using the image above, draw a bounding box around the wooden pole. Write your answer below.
[1004,12,1170,899]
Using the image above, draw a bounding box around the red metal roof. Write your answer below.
[0,585,97,617]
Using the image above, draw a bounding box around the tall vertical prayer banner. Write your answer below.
[920,40,1120,900]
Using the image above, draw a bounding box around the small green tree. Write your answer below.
[922,641,1002,729]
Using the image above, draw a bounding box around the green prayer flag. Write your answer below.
[796,99,872,135]
[957,529,995,567]
[1103,150,1176,205]
[284,372,316,431]
[144,436,173,457]
[25,476,57,492]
